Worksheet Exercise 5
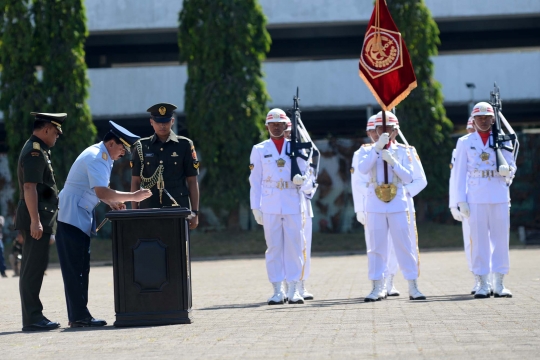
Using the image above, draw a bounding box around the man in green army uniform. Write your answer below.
[15,112,66,331]
[131,103,200,229]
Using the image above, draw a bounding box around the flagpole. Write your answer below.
[382,110,388,184]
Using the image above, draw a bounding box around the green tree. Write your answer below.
[33,0,95,187]
[178,0,271,224]
[387,0,454,217]
[0,0,44,200]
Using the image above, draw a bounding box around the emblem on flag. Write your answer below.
[360,27,402,78]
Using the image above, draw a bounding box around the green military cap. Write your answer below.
[147,103,177,123]
[31,112,67,134]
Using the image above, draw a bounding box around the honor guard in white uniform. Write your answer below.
[454,102,516,298]
[56,122,151,327]
[383,116,428,297]
[449,117,477,293]
[249,109,310,305]
[357,111,425,301]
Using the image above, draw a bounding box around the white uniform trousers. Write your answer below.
[461,217,472,272]
[469,203,510,275]
[366,212,418,280]
[303,215,312,280]
[385,211,418,277]
[262,213,305,283]
[385,235,399,277]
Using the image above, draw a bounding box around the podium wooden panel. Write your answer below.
[105,207,193,326]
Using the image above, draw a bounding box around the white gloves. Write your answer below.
[375,133,390,152]
[293,174,307,185]
[458,202,470,218]
[381,150,396,167]
[252,209,263,225]
[356,212,366,225]
[450,207,462,222]
[498,164,510,177]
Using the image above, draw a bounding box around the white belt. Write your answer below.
[262,180,296,190]
[469,170,502,178]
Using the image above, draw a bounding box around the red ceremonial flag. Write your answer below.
[359,0,417,110]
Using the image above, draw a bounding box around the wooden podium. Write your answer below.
[106,207,193,326]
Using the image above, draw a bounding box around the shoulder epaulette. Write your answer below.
[361,143,372,147]
[176,136,193,143]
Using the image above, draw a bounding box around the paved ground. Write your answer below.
[0,248,539,359]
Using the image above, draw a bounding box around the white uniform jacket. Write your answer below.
[249,139,308,215]
[351,147,371,214]
[357,142,414,213]
[454,132,516,204]
[448,148,458,208]
[58,142,113,236]
[403,146,427,212]
[301,169,318,218]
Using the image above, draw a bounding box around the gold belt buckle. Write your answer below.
[375,183,397,203]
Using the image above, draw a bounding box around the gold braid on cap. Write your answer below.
[135,141,164,190]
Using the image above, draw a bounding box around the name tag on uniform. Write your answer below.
[145,153,154,157]
[264,154,272,158]
[470,147,476,150]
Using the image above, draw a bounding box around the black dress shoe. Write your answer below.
[1,271,7,278]
[22,319,60,331]
[70,317,107,328]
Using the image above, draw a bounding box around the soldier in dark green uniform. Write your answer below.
[131,103,200,229]
[15,112,66,331]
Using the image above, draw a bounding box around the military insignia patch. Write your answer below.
[480,152,490,161]
[102,152,108,160]
[33,142,40,150]
[171,152,179,157]
[31,151,40,157]
[249,164,254,170]
[193,161,200,169]
[350,167,354,174]
[158,106,166,116]
[276,158,286,167]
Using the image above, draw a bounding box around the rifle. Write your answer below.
[489,83,516,169]
[286,87,313,181]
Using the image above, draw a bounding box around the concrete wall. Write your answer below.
[88,50,540,118]
[88,66,187,118]
[86,0,540,33]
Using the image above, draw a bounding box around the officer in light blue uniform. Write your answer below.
[56,121,151,328]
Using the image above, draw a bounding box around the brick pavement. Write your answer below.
[0,249,539,359]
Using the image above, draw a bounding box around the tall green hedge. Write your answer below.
[0,0,44,199]
[178,0,271,219]
[387,0,454,205]
[1,0,95,196]
[33,0,96,188]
